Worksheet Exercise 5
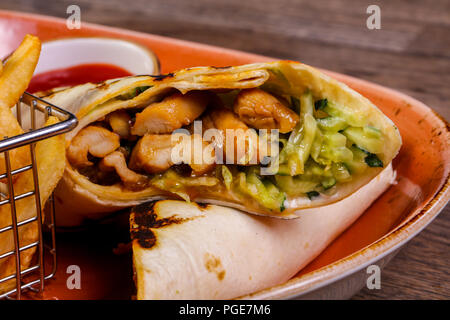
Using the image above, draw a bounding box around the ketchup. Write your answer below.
[27,63,132,93]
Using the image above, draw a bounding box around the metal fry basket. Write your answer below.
[0,92,77,299]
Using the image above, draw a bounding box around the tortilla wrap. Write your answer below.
[131,163,395,299]
[42,61,401,225]
[0,117,65,294]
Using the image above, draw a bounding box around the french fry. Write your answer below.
[0,117,65,293]
[0,106,30,181]
[0,35,41,180]
[0,36,63,294]
[0,34,41,108]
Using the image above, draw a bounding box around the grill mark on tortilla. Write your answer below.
[150,73,174,81]
[195,202,210,209]
[130,201,197,249]
[130,202,158,248]
[210,66,231,70]
[132,201,156,215]
[204,253,226,281]
[130,228,156,249]
[96,82,110,91]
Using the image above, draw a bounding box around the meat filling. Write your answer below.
[67,126,120,167]
[68,89,297,190]
[234,88,299,133]
[131,91,210,135]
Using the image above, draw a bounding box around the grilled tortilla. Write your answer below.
[131,163,395,299]
[42,61,401,225]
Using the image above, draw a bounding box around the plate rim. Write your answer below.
[1,9,448,300]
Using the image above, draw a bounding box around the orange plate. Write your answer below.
[0,10,448,300]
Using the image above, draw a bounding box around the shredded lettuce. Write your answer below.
[236,168,286,211]
[117,86,151,100]
[314,99,328,110]
[317,117,348,132]
[351,145,384,168]
[323,101,366,127]
[221,165,233,190]
[268,88,387,201]
[344,146,369,175]
[151,169,218,201]
[343,127,383,154]
[365,153,383,167]
[277,91,318,175]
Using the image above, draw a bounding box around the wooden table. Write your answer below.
[1,0,448,299]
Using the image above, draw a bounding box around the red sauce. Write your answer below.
[27,63,132,93]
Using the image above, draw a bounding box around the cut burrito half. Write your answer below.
[131,163,395,300]
[43,61,401,225]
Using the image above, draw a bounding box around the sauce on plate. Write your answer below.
[28,63,132,93]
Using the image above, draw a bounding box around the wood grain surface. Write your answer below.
[1,0,448,300]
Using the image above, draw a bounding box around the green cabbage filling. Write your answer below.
[151,169,218,202]
[269,90,385,200]
[236,167,286,211]
[213,87,385,210]
[117,86,151,100]
[142,78,385,212]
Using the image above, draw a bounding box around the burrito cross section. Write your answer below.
[47,61,401,225]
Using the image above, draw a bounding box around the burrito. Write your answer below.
[131,163,395,299]
[45,61,401,225]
